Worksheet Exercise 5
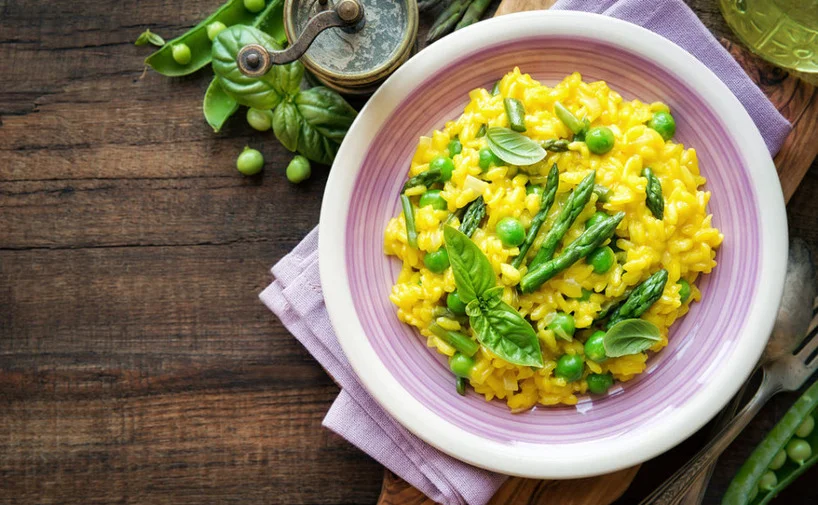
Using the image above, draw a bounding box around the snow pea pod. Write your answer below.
[723,379,818,505]
[203,78,239,132]
[145,0,285,77]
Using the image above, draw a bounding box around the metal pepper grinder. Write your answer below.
[237,0,418,95]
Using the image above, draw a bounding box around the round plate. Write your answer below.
[319,11,787,478]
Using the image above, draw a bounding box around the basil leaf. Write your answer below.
[203,78,239,133]
[295,87,358,143]
[469,295,543,367]
[486,127,546,166]
[212,25,283,110]
[297,119,338,165]
[603,318,661,357]
[443,226,496,303]
[135,29,165,47]
[273,101,300,152]
[272,60,305,97]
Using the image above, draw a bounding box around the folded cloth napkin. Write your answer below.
[260,2,791,504]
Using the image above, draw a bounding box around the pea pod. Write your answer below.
[723,380,818,505]
[145,0,286,77]
[203,78,239,132]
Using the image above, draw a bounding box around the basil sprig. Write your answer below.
[444,226,543,367]
[602,318,661,357]
[486,127,546,166]
[211,25,357,164]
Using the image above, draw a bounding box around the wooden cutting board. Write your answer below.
[377,1,818,504]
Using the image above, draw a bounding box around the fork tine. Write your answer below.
[796,314,818,362]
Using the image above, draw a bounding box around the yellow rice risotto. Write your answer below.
[383,69,723,410]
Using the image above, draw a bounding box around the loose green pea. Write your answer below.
[758,470,778,491]
[207,21,227,41]
[478,147,501,171]
[678,279,691,303]
[786,438,812,464]
[496,217,525,247]
[449,352,475,378]
[586,372,614,395]
[584,330,607,362]
[796,415,815,438]
[171,43,191,65]
[448,138,463,157]
[424,249,450,273]
[577,288,592,301]
[236,146,264,176]
[587,246,615,274]
[243,0,266,13]
[648,111,676,141]
[769,449,787,470]
[526,184,543,197]
[587,211,609,228]
[548,312,576,341]
[447,291,467,315]
[286,155,311,183]
[419,189,447,210]
[430,155,455,182]
[585,126,615,155]
[246,108,273,131]
[555,354,584,382]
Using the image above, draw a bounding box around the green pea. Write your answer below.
[678,279,691,303]
[171,43,192,65]
[243,0,266,13]
[587,211,609,228]
[448,138,463,157]
[586,372,614,395]
[758,470,778,491]
[206,21,227,41]
[496,217,525,247]
[584,330,607,362]
[449,352,475,378]
[555,354,584,382]
[424,249,450,273]
[430,155,455,182]
[577,288,592,301]
[286,155,311,183]
[447,291,467,315]
[236,146,264,176]
[585,126,615,155]
[526,184,543,197]
[786,438,812,464]
[419,189,447,210]
[648,111,676,141]
[478,147,501,171]
[548,312,575,341]
[246,108,273,131]
[795,415,815,438]
[587,246,615,274]
[769,449,787,470]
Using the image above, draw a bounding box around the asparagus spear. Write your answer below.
[511,163,559,269]
[455,0,492,30]
[520,211,624,293]
[417,0,443,13]
[427,0,472,42]
[605,269,669,328]
[594,184,613,203]
[459,196,486,238]
[429,322,479,357]
[542,139,570,152]
[642,167,664,220]
[527,170,596,271]
[403,167,443,193]
[400,194,418,248]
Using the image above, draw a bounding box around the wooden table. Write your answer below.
[1,1,817,503]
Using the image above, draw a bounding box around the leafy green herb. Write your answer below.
[272,102,300,151]
[602,319,661,357]
[212,25,284,110]
[272,60,304,97]
[486,127,546,166]
[444,226,496,303]
[294,87,357,144]
[135,29,166,47]
[444,226,542,367]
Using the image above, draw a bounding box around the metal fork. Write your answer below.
[639,299,818,505]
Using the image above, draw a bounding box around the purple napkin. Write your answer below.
[260,2,791,504]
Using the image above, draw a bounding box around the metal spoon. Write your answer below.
[640,239,817,505]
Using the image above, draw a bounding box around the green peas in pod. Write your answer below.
[171,43,192,65]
